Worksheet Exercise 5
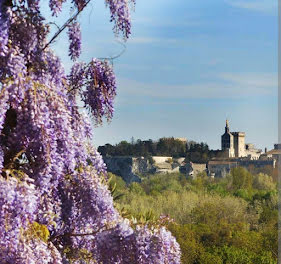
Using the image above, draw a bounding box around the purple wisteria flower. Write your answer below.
[82,58,117,125]
[105,0,133,39]
[49,0,66,16]
[0,0,181,263]
[68,21,82,61]
[0,1,9,56]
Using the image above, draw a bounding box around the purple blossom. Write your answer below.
[49,0,66,16]
[0,0,181,263]
[105,0,133,39]
[82,58,117,125]
[0,2,9,56]
[68,21,82,61]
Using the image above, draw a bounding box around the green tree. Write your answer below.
[253,173,275,191]
[230,167,253,191]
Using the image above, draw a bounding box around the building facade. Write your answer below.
[221,120,235,157]
[207,158,276,178]
[221,120,246,158]
[232,132,246,157]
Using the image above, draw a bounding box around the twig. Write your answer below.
[98,40,127,64]
[42,0,91,51]
[48,22,60,31]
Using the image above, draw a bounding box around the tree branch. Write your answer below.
[42,0,91,51]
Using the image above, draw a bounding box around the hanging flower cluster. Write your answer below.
[105,0,134,39]
[0,0,181,263]
[68,21,81,61]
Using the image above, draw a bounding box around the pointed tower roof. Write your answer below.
[225,119,230,134]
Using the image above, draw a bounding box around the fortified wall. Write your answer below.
[103,156,155,183]
[207,159,276,178]
[103,156,185,183]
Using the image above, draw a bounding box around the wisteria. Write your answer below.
[0,0,181,263]
[68,21,81,61]
[105,0,134,39]
[49,0,66,16]
[83,59,117,124]
[0,1,8,56]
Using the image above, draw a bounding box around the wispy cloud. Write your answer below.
[225,0,277,14]
[117,72,277,100]
[204,59,223,66]
[117,64,174,72]
[132,16,202,28]
[218,72,277,89]
[128,36,178,44]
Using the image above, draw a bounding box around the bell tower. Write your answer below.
[225,119,230,133]
[221,120,234,157]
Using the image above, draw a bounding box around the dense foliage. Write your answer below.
[0,0,181,263]
[99,137,187,157]
[98,137,222,162]
[111,167,278,264]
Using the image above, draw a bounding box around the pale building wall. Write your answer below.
[245,143,262,160]
[152,156,173,164]
[238,134,246,157]
[227,148,235,158]
[245,150,261,160]
[175,138,187,143]
[175,157,185,165]
[232,132,246,157]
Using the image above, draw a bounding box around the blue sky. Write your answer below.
[45,0,277,150]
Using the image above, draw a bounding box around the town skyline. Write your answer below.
[96,118,274,152]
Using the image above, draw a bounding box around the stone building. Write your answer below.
[104,156,182,183]
[103,156,151,183]
[261,144,281,161]
[221,120,235,157]
[180,162,207,179]
[245,143,262,160]
[232,132,246,157]
[221,120,246,158]
[207,160,238,178]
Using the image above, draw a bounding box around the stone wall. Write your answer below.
[207,158,276,178]
[103,156,184,183]
[239,159,276,169]
[104,156,155,183]
[207,161,238,178]
[180,162,207,178]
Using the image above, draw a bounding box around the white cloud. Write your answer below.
[117,72,277,100]
[225,0,277,14]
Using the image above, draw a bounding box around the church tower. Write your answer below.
[221,120,235,157]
